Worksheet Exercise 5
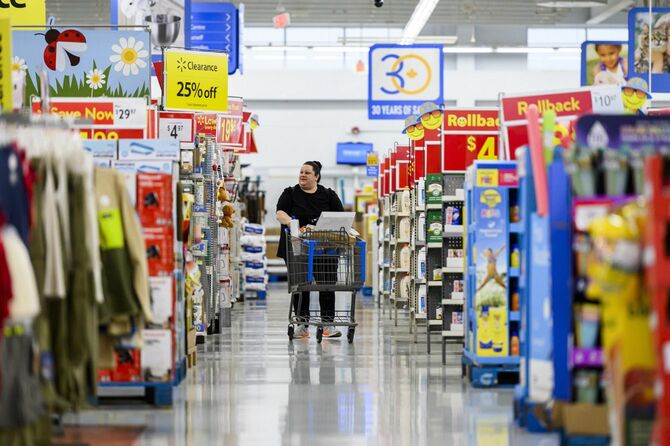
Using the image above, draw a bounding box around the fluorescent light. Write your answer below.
[401,0,441,45]
[313,55,343,61]
[312,46,369,53]
[497,47,555,53]
[556,47,581,53]
[443,47,493,53]
[538,1,606,7]
[586,0,634,25]
[250,46,308,52]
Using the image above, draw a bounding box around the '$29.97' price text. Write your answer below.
[176,81,218,99]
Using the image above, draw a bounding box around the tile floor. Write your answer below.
[64,284,559,445]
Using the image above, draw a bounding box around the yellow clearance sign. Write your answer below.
[164,49,228,113]
[0,0,45,26]
[0,18,11,111]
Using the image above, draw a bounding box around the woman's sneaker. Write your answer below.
[294,325,309,339]
[323,327,342,338]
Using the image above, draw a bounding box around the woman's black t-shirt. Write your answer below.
[276,184,344,259]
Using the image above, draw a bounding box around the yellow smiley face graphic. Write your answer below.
[622,87,647,113]
[407,122,425,141]
[421,109,443,130]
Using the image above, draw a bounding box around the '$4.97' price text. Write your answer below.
[467,136,497,160]
[176,81,219,99]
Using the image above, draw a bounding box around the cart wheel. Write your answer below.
[347,328,355,344]
[288,325,294,341]
[316,328,323,344]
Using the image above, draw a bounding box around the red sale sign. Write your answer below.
[216,98,244,149]
[442,108,499,171]
[500,86,622,159]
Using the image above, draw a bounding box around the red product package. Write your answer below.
[136,172,173,227]
[97,348,142,383]
[144,226,175,276]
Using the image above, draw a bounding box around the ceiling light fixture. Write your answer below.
[497,47,556,53]
[400,0,441,45]
[443,47,493,53]
[537,0,606,7]
[312,46,370,53]
[586,0,634,25]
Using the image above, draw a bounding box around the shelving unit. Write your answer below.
[391,189,412,327]
[462,161,520,387]
[438,172,466,362]
[410,179,427,342]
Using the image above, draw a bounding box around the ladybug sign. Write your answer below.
[41,28,87,71]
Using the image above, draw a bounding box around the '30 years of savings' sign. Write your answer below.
[368,44,443,120]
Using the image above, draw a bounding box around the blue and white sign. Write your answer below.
[191,2,240,75]
[368,44,444,120]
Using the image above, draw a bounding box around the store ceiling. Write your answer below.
[45,0,659,28]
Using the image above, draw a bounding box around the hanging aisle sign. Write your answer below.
[442,108,500,171]
[190,1,240,75]
[368,44,443,120]
[0,0,45,26]
[164,48,228,113]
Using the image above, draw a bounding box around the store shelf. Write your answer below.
[442,299,465,305]
[463,349,520,366]
[428,281,442,287]
[427,242,442,249]
[571,347,603,368]
[510,223,522,234]
[426,203,442,210]
[429,320,442,326]
[415,206,425,213]
[394,268,410,273]
[413,278,426,284]
[442,194,465,202]
[442,329,465,337]
[442,267,464,274]
[510,311,521,322]
[414,313,427,320]
[396,212,410,217]
[397,239,410,244]
[510,267,520,278]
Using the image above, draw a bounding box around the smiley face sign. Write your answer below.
[403,114,424,141]
[419,102,442,130]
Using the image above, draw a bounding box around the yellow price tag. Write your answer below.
[367,152,379,166]
[164,49,228,113]
[0,18,11,112]
[0,0,45,26]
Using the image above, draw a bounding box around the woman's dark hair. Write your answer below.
[303,161,322,183]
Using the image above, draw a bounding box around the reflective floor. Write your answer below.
[65,284,559,445]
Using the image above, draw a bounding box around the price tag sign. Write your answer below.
[216,98,244,147]
[366,152,379,177]
[442,109,500,171]
[164,48,228,113]
[159,111,194,142]
[590,85,624,114]
[32,97,147,129]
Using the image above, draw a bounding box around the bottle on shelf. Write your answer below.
[511,331,520,356]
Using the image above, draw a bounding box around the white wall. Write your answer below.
[230,66,581,226]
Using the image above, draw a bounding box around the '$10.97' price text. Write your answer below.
[176,81,219,99]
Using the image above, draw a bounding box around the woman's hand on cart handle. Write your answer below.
[276,210,292,226]
[299,226,307,234]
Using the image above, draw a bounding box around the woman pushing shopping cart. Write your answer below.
[275,161,365,343]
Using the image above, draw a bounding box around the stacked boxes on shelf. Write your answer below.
[240,222,268,297]
[441,172,466,360]
[463,161,520,387]
[95,139,184,389]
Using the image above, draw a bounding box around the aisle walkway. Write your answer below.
[64,284,558,445]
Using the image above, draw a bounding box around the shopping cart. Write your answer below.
[285,228,366,343]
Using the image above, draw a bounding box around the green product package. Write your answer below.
[427,210,443,243]
[426,174,443,204]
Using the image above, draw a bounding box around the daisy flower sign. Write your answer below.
[12,29,151,102]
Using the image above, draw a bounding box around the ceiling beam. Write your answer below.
[586,0,634,24]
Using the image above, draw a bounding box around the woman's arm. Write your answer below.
[276,210,292,226]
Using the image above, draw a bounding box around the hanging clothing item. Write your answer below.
[53,153,71,269]
[95,167,152,323]
[0,325,44,429]
[0,234,12,331]
[41,160,66,299]
[4,226,39,321]
[0,146,31,245]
